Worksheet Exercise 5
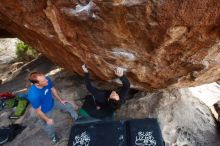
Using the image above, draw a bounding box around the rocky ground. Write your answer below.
[1,39,220,146]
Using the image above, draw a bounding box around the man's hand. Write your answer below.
[46,118,54,125]
[60,99,68,105]
[35,107,54,125]
[82,64,89,73]
[52,87,65,103]
[114,67,124,77]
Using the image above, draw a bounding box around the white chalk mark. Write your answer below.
[74,2,92,13]
[135,131,156,146]
[112,48,136,61]
[73,131,91,146]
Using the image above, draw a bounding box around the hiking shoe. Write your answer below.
[51,135,59,145]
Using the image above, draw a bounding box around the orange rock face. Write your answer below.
[0,0,220,89]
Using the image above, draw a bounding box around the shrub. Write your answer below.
[15,41,38,61]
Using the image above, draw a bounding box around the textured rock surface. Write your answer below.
[0,38,19,82]
[189,82,220,122]
[1,0,220,89]
[0,38,17,64]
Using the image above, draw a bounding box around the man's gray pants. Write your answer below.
[38,100,78,139]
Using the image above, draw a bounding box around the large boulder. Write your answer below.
[0,0,220,89]
[116,89,220,146]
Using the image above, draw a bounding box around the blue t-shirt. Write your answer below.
[27,76,54,113]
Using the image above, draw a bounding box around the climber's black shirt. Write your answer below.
[82,73,130,118]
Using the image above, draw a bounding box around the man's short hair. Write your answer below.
[28,72,44,84]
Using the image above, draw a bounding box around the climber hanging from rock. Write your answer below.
[76,64,130,124]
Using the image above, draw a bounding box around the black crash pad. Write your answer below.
[68,118,163,146]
